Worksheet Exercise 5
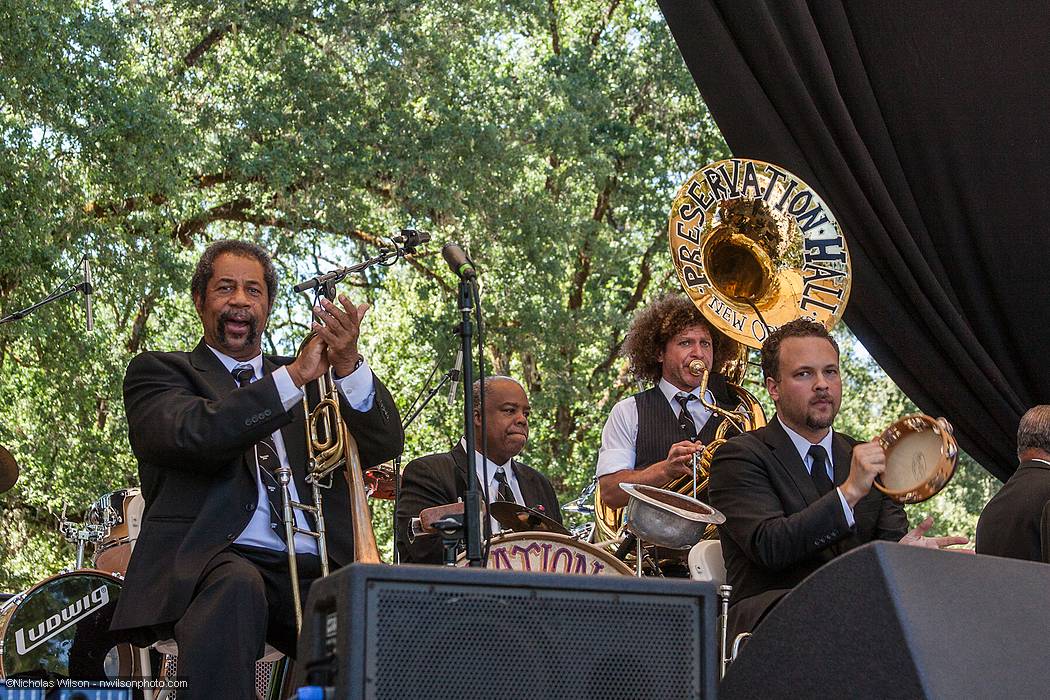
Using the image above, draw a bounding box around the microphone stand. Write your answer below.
[455,277,484,566]
[292,229,429,294]
[0,282,92,326]
[393,359,459,563]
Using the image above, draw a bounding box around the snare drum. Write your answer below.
[876,414,958,504]
[87,488,144,574]
[0,569,134,681]
[457,531,632,575]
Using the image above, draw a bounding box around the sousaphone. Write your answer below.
[594,158,857,545]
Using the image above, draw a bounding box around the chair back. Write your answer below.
[688,539,727,583]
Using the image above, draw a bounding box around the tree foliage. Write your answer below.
[0,0,997,590]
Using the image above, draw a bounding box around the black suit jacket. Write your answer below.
[110,341,403,641]
[395,443,563,564]
[976,459,1050,563]
[708,416,908,637]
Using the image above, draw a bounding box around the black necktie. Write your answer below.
[808,444,834,496]
[493,467,515,503]
[676,393,698,441]
[233,364,286,539]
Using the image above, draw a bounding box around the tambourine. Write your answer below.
[875,414,958,504]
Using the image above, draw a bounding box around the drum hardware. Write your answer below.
[875,414,959,503]
[59,516,109,571]
[568,520,595,541]
[0,443,19,493]
[488,501,570,536]
[562,477,596,515]
[412,501,476,566]
[619,484,726,576]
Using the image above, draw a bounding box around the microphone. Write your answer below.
[82,258,94,332]
[447,349,463,406]
[441,243,477,279]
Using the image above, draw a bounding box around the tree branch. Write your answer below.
[183,24,233,68]
[547,0,561,55]
[126,292,157,354]
[589,0,623,47]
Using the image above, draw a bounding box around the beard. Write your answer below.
[216,309,259,349]
[805,412,835,431]
[804,391,837,431]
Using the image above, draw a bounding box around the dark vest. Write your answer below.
[634,373,740,470]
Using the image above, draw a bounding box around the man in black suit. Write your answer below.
[709,318,968,640]
[595,293,742,511]
[396,376,562,564]
[976,405,1050,562]
[110,240,403,699]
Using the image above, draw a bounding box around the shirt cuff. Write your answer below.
[595,449,637,478]
[836,487,856,528]
[272,366,304,412]
[336,358,376,412]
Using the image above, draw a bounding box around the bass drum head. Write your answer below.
[0,570,131,681]
[457,531,633,575]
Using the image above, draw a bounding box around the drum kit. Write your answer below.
[0,452,156,685]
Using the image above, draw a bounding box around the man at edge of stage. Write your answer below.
[709,318,970,642]
[595,292,742,510]
[109,239,403,699]
[396,376,562,564]
[975,404,1050,562]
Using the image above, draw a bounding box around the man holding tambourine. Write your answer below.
[708,319,971,642]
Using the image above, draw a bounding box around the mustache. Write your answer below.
[216,310,258,345]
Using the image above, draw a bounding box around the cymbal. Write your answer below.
[489,501,570,536]
[0,443,19,494]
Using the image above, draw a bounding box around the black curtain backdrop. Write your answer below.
[657,0,1050,481]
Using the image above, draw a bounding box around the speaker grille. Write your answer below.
[366,581,703,700]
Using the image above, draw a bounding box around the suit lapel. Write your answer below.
[512,461,537,508]
[190,340,237,399]
[764,416,822,506]
[831,432,853,488]
[451,443,472,501]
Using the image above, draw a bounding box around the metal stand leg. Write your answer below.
[718,584,732,678]
[636,537,644,577]
[137,647,154,700]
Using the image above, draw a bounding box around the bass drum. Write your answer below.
[457,531,632,576]
[0,569,136,681]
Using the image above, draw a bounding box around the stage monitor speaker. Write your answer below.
[721,541,1050,699]
[294,563,718,700]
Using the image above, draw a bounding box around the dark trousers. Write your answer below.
[172,545,322,700]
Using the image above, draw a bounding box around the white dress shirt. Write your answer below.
[460,438,523,534]
[595,378,715,478]
[777,416,855,527]
[206,345,377,554]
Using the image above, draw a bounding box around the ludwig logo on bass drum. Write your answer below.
[14,585,110,654]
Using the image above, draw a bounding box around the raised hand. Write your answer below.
[899,515,973,552]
